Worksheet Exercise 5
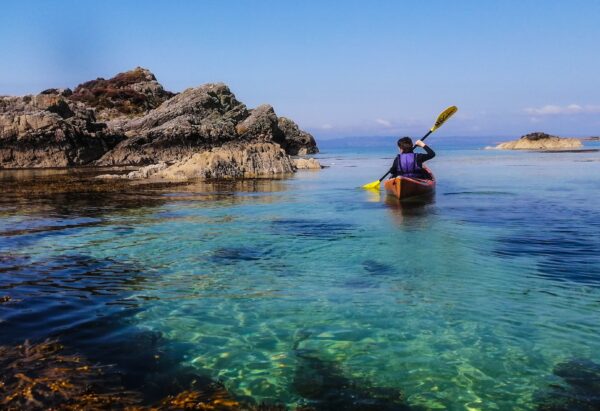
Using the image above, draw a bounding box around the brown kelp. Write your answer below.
[0,339,313,410]
[0,339,140,409]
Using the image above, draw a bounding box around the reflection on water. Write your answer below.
[383,194,435,227]
[1,146,600,410]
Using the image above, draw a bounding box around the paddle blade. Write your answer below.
[362,180,381,190]
[430,105,458,132]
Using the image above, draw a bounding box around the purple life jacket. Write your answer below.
[397,153,422,177]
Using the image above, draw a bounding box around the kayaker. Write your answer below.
[388,137,435,179]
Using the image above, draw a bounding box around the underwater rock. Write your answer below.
[494,132,583,150]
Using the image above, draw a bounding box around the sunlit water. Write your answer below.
[1,137,599,410]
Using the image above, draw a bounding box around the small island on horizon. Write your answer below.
[492,131,587,151]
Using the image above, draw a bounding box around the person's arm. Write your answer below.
[388,157,399,178]
[415,140,435,165]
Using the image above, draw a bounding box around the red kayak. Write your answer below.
[384,167,436,201]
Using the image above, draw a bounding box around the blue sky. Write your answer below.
[1,1,599,138]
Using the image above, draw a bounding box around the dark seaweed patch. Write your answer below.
[292,350,413,411]
[343,276,378,289]
[271,219,355,241]
[362,260,397,276]
[0,253,151,345]
[535,358,600,410]
[494,232,600,286]
[210,246,268,264]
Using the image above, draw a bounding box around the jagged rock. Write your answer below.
[96,83,249,166]
[293,158,322,170]
[152,143,294,180]
[0,68,319,172]
[277,117,318,155]
[494,132,583,150]
[235,104,280,143]
[69,67,174,121]
[0,93,122,168]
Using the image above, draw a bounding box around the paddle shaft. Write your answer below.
[377,129,434,181]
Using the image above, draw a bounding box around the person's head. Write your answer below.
[397,137,413,153]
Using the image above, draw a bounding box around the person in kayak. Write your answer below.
[388,137,435,179]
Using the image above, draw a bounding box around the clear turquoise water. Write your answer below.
[1,139,599,409]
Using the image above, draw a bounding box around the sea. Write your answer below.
[1,136,599,410]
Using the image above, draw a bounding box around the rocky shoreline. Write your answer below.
[493,132,583,151]
[0,68,319,179]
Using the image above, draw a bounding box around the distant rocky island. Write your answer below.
[0,67,319,179]
[494,132,583,150]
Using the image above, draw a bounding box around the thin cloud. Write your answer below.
[375,118,392,127]
[321,124,333,130]
[524,104,600,116]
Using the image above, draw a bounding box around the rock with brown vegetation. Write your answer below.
[494,132,583,150]
[0,91,123,168]
[1,68,319,176]
[68,67,175,121]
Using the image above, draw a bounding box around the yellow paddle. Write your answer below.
[362,105,458,190]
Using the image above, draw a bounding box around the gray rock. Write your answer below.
[0,68,319,173]
[0,94,122,168]
[277,117,318,155]
[96,83,249,166]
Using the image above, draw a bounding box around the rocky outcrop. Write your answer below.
[277,117,318,155]
[95,83,249,166]
[494,132,583,150]
[95,84,318,167]
[1,68,319,177]
[68,67,174,121]
[0,90,122,168]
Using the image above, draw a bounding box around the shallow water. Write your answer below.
[1,139,599,410]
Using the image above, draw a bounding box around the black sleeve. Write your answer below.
[388,157,399,178]
[417,145,435,166]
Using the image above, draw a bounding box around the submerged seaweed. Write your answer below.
[292,350,413,410]
[0,340,312,410]
[535,358,600,410]
[0,339,140,409]
[362,259,397,276]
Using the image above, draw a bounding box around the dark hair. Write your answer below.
[397,137,413,153]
